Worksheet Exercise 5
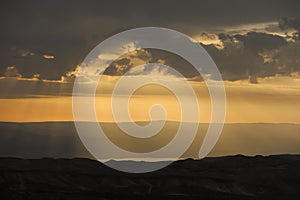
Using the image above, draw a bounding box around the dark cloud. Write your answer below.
[234,32,287,52]
[0,0,300,81]
[91,30,299,83]
[279,17,300,31]
[205,32,300,81]
[279,17,300,40]
[204,38,264,81]
[104,58,132,76]
[267,41,300,74]
[102,49,199,78]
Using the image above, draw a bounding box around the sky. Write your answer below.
[0,0,299,124]
[0,0,300,161]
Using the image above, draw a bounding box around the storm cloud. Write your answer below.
[0,0,300,82]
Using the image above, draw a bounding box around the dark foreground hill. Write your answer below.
[0,155,300,199]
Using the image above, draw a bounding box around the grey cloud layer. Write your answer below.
[0,0,300,81]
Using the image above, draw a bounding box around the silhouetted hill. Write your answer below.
[0,155,300,199]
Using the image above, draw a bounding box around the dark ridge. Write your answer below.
[0,155,300,199]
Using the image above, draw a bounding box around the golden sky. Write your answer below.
[0,75,299,124]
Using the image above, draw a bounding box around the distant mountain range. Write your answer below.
[0,121,300,159]
[0,155,300,199]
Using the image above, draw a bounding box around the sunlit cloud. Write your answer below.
[291,71,300,78]
[192,32,224,49]
[19,49,35,57]
[60,65,80,82]
[98,53,119,61]
[221,21,277,35]
[32,73,41,80]
[4,66,22,78]
[42,54,55,59]
[128,63,177,77]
